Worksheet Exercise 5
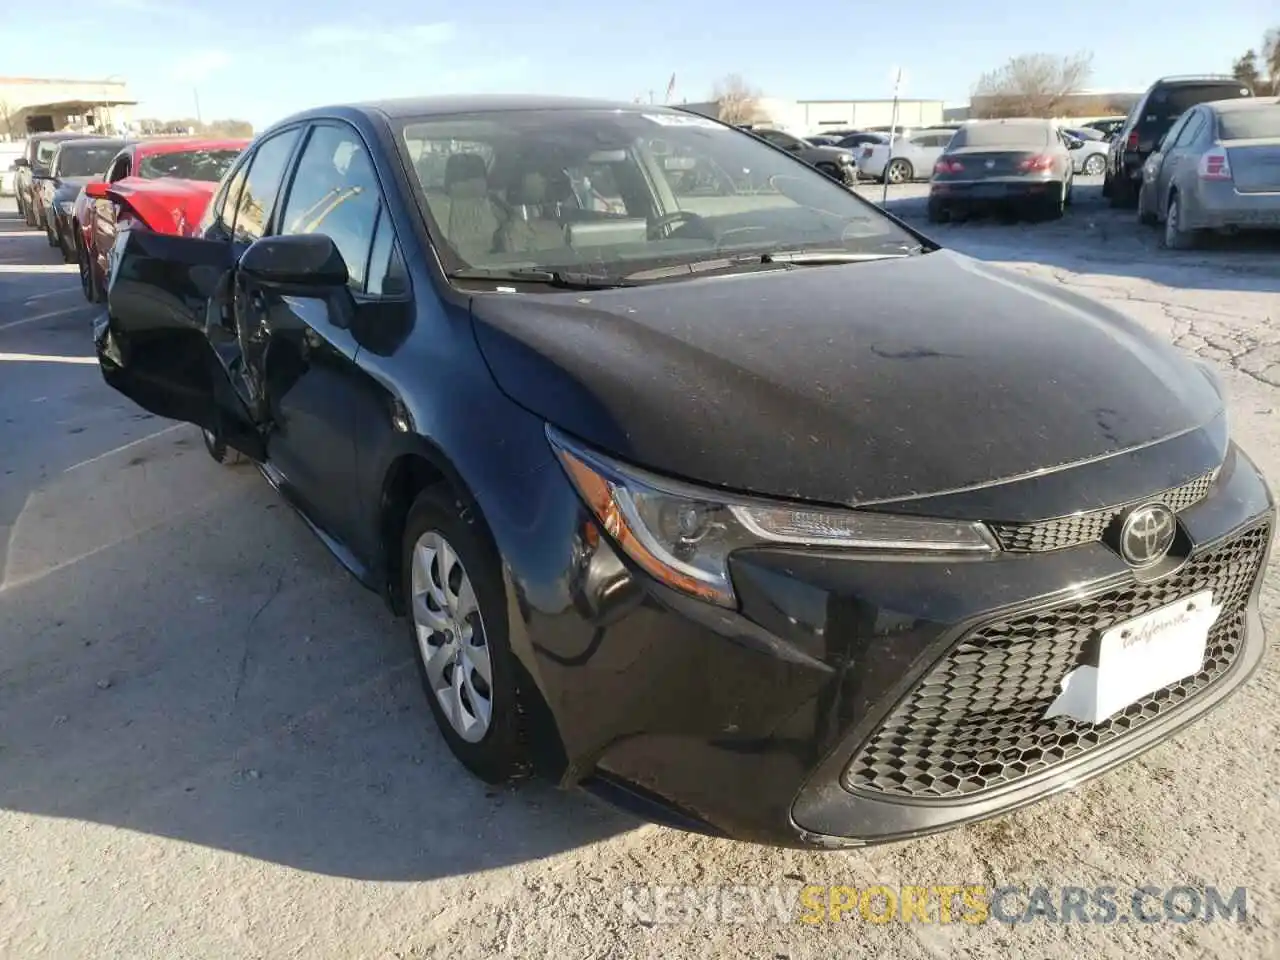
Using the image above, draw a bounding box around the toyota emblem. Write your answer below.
[1118,503,1177,567]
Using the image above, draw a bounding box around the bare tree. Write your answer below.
[1232,50,1263,92]
[0,100,15,140]
[711,74,764,126]
[971,52,1094,118]
[1264,27,1280,89]
[1231,28,1278,95]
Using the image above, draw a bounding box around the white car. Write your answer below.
[856,129,956,184]
[0,141,25,197]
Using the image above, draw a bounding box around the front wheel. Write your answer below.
[1083,154,1105,176]
[201,425,247,465]
[1162,194,1198,250]
[402,485,530,784]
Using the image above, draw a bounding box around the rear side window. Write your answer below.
[1142,83,1252,126]
[950,124,1050,149]
[1218,105,1280,140]
[230,127,301,243]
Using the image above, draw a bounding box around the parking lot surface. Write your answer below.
[2,186,1279,959]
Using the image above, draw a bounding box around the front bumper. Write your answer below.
[505,432,1274,848]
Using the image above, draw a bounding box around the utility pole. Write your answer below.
[193,87,203,126]
[882,67,904,206]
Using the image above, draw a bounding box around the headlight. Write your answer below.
[548,426,998,608]
[836,153,854,165]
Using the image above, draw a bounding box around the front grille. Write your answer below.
[990,470,1217,552]
[845,523,1269,800]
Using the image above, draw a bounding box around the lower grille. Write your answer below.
[845,523,1269,800]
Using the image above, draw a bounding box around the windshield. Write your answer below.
[1218,105,1280,140]
[55,145,121,178]
[399,108,918,277]
[950,124,1050,149]
[138,148,242,182]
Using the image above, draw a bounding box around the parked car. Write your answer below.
[12,132,97,227]
[1063,128,1109,175]
[804,134,842,147]
[857,128,956,184]
[927,119,1078,221]
[1104,76,1254,207]
[39,138,125,254]
[835,131,888,150]
[747,127,858,184]
[1,141,24,196]
[1137,97,1280,248]
[1083,116,1126,140]
[92,95,1274,848]
[74,138,250,301]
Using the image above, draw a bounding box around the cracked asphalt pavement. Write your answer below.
[1,185,1279,959]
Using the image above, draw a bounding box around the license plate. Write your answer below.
[971,185,1006,198]
[1045,590,1221,724]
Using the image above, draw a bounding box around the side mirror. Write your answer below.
[239,234,349,288]
[84,181,111,200]
[1067,137,1084,150]
[13,157,29,169]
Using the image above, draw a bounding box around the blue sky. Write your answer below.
[12,0,1277,128]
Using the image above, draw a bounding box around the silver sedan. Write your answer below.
[1138,98,1280,249]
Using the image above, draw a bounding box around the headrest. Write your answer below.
[444,153,489,189]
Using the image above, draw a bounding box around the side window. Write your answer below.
[200,155,249,240]
[365,206,409,298]
[106,153,131,182]
[1174,111,1205,147]
[278,124,382,291]
[1159,113,1190,151]
[230,127,301,243]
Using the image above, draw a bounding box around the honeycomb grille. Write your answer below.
[990,471,1218,552]
[844,523,1269,800]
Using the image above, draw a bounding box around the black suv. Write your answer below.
[1104,75,1253,207]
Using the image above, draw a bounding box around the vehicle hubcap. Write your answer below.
[410,531,492,742]
[888,163,904,183]
[1085,155,1104,175]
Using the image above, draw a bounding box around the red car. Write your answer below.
[75,138,249,302]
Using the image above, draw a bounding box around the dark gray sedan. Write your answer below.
[927,119,1079,222]
[1138,98,1280,249]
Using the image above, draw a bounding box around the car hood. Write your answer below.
[469,250,1223,507]
[53,176,95,199]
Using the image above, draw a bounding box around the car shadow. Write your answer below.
[0,419,637,883]
[880,183,1280,294]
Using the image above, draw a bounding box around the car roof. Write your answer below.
[32,131,96,142]
[1205,97,1280,114]
[55,137,126,150]
[275,94,667,128]
[130,137,251,158]
[962,118,1051,127]
[1150,75,1248,88]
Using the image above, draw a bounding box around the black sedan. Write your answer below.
[94,95,1274,848]
[39,137,124,256]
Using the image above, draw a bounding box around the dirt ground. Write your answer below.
[1,184,1279,959]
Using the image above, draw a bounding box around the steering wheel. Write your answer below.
[647,209,711,240]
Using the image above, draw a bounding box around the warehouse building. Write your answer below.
[681,97,949,135]
[0,76,136,140]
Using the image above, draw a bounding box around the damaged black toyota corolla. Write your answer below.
[94,95,1274,848]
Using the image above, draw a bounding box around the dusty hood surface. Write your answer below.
[470,250,1223,507]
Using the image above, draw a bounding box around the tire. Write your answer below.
[1137,182,1158,226]
[23,197,36,228]
[815,162,839,183]
[1108,172,1137,209]
[201,425,247,465]
[77,238,99,303]
[45,218,59,247]
[1162,193,1198,250]
[402,484,529,784]
[884,159,912,185]
[839,164,858,187]
[1083,154,1105,176]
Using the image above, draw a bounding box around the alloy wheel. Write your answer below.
[886,160,909,184]
[410,530,493,743]
[1084,154,1105,176]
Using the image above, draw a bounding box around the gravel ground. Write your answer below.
[1,186,1279,959]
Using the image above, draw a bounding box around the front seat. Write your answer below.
[442,153,501,261]
[497,172,568,254]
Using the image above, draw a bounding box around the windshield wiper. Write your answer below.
[621,249,908,282]
[448,267,634,290]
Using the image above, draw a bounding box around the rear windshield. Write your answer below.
[1218,105,1280,140]
[1143,83,1251,125]
[55,145,121,178]
[949,124,1050,148]
[138,149,242,182]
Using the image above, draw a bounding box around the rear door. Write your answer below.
[1159,108,1207,199]
[95,126,304,460]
